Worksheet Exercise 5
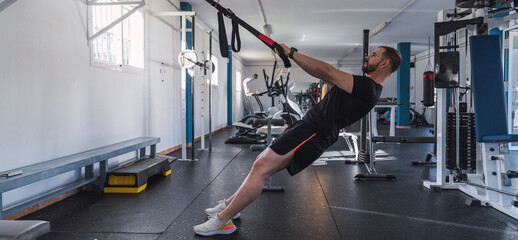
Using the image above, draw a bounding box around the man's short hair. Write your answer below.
[379,46,401,73]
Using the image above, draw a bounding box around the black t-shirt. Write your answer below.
[303,75,383,146]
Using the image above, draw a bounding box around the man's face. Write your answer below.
[362,48,386,74]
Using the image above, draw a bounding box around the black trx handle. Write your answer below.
[205,0,291,68]
[217,11,229,58]
[272,43,291,68]
[231,20,241,52]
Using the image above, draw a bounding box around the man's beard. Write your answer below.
[362,61,380,74]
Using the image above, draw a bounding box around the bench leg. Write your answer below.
[99,160,108,192]
[150,144,156,158]
[139,148,146,158]
[85,164,94,191]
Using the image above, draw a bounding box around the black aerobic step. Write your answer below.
[104,157,171,194]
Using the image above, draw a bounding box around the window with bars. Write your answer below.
[89,1,144,70]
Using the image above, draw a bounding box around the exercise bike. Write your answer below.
[409,102,430,127]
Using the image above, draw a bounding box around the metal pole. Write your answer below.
[209,31,213,150]
[464,181,518,198]
[199,31,207,150]
[368,111,375,174]
[191,15,196,161]
[181,13,187,160]
[360,29,369,151]
[455,31,460,171]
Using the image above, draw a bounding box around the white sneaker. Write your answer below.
[193,216,237,236]
[205,199,241,219]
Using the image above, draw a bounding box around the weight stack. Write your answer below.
[458,112,477,170]
[446,112,477,171]
[466,113,476,170]
[446,112,457,170]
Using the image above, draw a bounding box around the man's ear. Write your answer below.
[381,59,390,69]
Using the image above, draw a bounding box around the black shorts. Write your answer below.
[269,120,328,176]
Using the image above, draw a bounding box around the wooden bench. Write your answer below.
[0,137,160,219]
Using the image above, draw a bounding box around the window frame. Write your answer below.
[87,1,146,73]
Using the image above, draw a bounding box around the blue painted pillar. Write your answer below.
[181,2,193,143]
[397,42,411,127]
[227,45,233,125]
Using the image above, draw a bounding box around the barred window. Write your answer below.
[90,1,144,69]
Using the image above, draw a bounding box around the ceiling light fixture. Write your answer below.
[372,22,389,36]
[371,0,416,36]
[257,0,271,36]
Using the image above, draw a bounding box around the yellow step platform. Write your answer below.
[104,157,172,193]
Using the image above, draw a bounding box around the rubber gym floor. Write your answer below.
[22,123,518,240]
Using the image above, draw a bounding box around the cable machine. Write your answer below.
[421,4,518,220]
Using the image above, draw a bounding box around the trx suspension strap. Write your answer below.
[205,0,291,68]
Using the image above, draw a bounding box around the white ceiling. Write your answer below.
[181,0,456,64]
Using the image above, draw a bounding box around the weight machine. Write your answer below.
[422,5,518,221]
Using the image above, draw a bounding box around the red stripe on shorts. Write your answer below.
[293,133,316,151]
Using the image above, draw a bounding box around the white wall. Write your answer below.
[148,5,182,153]
[0,0,232,210]
[232,56,246,122]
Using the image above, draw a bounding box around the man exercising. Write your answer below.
[194,43,401,236]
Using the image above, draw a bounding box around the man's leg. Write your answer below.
[194,148,295,236]
[205,148,291,220]
[217,148,294,223]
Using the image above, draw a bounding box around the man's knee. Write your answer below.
[251,155,272,177]
[251,149,293,176]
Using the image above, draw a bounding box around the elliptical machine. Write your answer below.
[266,61,304,129]
[225,61,303,144]
[225,74,268,144]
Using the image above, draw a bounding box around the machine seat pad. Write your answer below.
[0,220,50,240]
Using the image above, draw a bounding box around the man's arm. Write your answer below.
[280,44,354,94]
